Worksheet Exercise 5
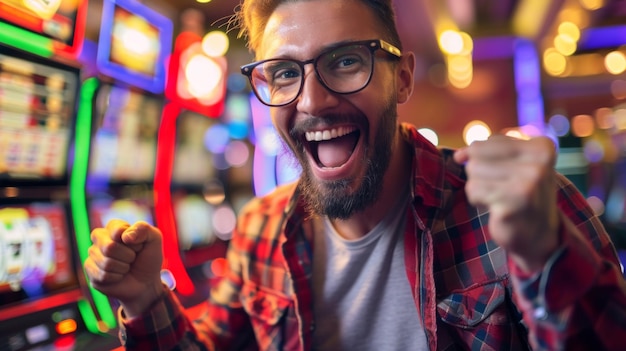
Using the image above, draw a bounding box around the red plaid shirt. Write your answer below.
[119,123,626,350]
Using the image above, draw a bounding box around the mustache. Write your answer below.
[288,113,367,141]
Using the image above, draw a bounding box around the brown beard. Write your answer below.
[288,99,398,220]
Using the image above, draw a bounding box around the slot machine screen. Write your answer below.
[0,0,83,46]
[89,198,154,228]
[89,83,161,183]
[0,46,78,184]
[0,202,78,309]
[96,0,172,94]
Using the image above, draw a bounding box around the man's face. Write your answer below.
[256,0,402,219]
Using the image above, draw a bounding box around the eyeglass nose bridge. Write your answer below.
[295,58,337,103]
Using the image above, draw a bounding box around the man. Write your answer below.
[85,0,626,350]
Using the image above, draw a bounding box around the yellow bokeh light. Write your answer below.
[463,120,491,145]
[202,31,229,57]
[554,34,577,56]
[439,30,464,55]
[558,21,581,41]
[543,48,567,76]
[185,54,223,98]
[604,51,626,75]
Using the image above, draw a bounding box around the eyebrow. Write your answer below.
[262,39,369,62]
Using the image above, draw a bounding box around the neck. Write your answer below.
[330,129,412,240]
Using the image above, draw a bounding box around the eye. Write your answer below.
[264,61,301,85]
[322,46,369,73]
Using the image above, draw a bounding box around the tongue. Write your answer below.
[316,132,358,168]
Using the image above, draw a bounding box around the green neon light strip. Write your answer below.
[0,22,53,57]
[70,78,117,330]
[77,299,100,333]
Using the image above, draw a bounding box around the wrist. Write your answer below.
[121,282,167,319]
[510,215,563,274]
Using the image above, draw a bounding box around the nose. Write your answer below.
[296,65,339,115]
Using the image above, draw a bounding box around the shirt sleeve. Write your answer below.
[509,174,626,351]
[115,220,258,350]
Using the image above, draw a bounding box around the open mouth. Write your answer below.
[304,126,360,168]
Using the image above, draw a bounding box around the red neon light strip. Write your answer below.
[0,289,83,322]
[154,103,194,295]
[54,0,87,58]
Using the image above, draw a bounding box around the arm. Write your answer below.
[509,174,626,351]
[454,136,626,350]
[86,220,256,350]
[118,243,256,350]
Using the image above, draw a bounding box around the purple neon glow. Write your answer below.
[513,38,546,132]
[96,0,172,93]
[578,25,626,51]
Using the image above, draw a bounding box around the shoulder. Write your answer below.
[235,181,299,239]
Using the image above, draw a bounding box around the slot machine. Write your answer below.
[0,45,118,350]
[69,0,172,331]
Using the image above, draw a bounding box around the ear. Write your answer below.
[396,52,415,104]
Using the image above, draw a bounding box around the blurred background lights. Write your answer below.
[463,120,491,145]
[548,114,571,136]
[224,140,249,167]
[210,257,228,278]
[583,139,604,163]
[439,30,464,54]
[213,205,236,240]
[203,179,225,205]
[586,195,605,216]
[227,74,248,93]
[604,51,626,75]
[418,128,439,146]
[185,55,223,98]
[615,108,626,130]
[543,48,567,76]
[204,124,230,153]
[579,0,604,11]
[202,30,229,57]
[554,34,577,56]
[258,126,281,156]
[571,114,595,137]
[595,107,614,129]
[558,21,580,42]
[611,80,626,100]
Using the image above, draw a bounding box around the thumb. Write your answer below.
[453,147,469,165]
[121,221,159,251]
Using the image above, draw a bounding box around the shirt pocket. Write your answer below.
[437,280,509,328]
[241,283,297,350]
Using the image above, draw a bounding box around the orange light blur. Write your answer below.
[56,319,78,335]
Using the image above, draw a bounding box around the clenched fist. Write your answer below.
[454,135,561,273]
[84,219,165,318]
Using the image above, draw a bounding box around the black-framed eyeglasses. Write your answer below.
[241,39,402,107]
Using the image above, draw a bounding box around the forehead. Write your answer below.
[257,0,383,60]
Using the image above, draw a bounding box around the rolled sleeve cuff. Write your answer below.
[509,213,603,314]
[118,286,188,349]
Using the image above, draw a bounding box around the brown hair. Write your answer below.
[233,0,403,54]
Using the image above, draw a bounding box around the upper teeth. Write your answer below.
[305,126,356,142]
